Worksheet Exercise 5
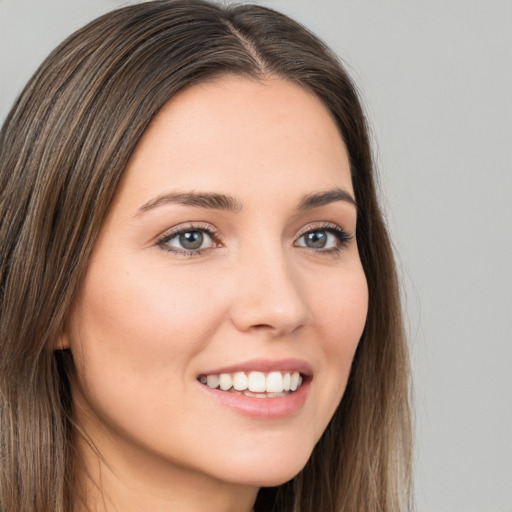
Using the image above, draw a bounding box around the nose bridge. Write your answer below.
[230,237,311,336]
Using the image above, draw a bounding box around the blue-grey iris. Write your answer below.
[305,231,327,248]
[179,231,204,250]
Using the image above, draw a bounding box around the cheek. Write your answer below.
[66,258,238,470]
[75,260,221,352]
[312,264,368,354]
[306,264,368,430]
[67,260,227,413]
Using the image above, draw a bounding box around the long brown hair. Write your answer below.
[0,1,412,510]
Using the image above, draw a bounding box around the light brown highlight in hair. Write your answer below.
[0,1,412,511]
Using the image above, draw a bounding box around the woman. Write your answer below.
[0,1,412,511]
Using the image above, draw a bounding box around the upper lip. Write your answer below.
[199,358,313,377]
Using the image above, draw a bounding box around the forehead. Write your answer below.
[116,76,352,210]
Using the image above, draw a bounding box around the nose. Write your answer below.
[229,247,312,337]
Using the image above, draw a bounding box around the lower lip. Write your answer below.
[198,379,311,420]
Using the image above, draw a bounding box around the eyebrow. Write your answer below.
[298,187,357,210]
[136,186,356,216]
[137,191,243,215]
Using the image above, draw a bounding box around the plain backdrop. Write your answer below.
[1,1,511,511]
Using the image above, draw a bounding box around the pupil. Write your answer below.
[306,231,327,248]
[179,231,203,250]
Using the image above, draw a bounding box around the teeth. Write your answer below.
[266,371,283,393]
[219,373,232,391]
[232,371,248,391]
[290,372,300,391]
[200,370,303,395]
[206,374,219,388]
[248,371,266,392]
[282,372,291,391]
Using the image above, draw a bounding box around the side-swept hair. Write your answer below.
[0,1,412,510]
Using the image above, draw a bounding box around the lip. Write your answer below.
[197,358,313,420]
[198,378,311,419]
[198,358,313,377]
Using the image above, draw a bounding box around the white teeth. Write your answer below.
[232,371,248,391]
[219,373,232,391]
[206,374,219,389]
[201,370,305,395]
[245,390,269,399]
[290,372,300,391]
[248,371,266,392]
[282,372,291,391]
[266,371,283,393]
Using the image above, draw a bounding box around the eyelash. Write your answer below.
[156,222,353,257]
[295,222,353,255]
[156,223,221,257]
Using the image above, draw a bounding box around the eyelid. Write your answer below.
[294,221,354,250]
[156,222,221,255]
[295,221,353,239]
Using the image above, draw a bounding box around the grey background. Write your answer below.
[1,1,511,511]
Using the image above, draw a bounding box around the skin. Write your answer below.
[62,76,369,512]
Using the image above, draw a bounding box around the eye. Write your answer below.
[295,225,351,252]
[157,224,219,255]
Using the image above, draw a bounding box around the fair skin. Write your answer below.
[62,76,368,512]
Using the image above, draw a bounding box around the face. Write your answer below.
[64,77,368,495]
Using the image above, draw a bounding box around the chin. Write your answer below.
[250,465,307,488]
[208,443,313,488]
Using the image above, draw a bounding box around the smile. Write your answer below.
[198,370,304,397]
